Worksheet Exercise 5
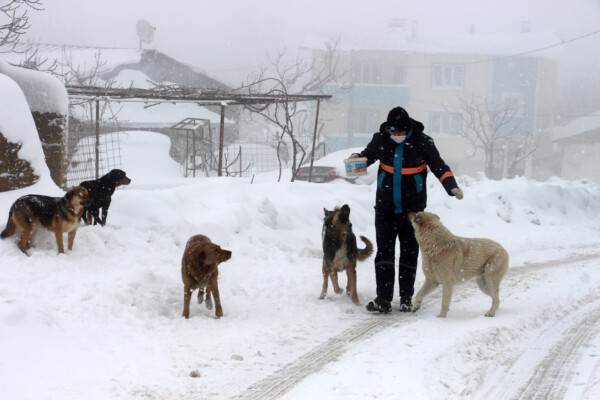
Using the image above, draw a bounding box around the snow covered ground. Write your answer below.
[1,131,600,400]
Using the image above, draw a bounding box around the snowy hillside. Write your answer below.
[1,132,600,399]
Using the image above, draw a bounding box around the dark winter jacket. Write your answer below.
[358,119,459,213]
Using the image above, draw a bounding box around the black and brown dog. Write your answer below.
[79,169,131,226]
[181,234,232,319]
[320,204,373,305]
[1,187,90,255]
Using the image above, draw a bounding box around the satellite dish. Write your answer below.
[136,19,155,47]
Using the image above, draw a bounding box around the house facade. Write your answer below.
[549,110,600,184]
[311,29,559,179]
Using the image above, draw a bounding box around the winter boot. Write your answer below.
[366,297,392,313]
[399,297,412,312]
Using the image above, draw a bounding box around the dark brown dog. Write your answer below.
[1,187,90,255]
[181,234,232,319]
[320,204,373,305]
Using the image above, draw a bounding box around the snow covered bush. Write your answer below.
[0,60,68,188]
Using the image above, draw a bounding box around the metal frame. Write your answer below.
[66,86,331,179]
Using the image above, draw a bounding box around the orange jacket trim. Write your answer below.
[380,162,394,173]
[380,162,428,175]
[440,171,454,183]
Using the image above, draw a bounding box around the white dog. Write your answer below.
[408,212,509,318]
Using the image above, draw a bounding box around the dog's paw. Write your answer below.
[410,305,420,313]
[318,293,326,300]
[334,288,343,295]
[485,312,495,317]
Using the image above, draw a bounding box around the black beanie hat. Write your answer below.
[387,107,411,132]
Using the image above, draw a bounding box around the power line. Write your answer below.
[461,28,600,66]
[352,28,600,69]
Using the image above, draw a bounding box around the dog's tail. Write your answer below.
[356,236,374,262]
[1,209,15,239]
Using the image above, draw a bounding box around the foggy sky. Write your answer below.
[22,0,600,85]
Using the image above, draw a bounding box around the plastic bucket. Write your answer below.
[344,157,368,177]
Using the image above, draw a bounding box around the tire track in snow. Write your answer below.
[229,312,402,400]
[514,305,600,400]
[225,253,600,400]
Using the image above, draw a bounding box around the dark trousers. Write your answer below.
[374,208,419,303]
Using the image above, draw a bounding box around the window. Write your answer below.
[352,62,381,84]
[431,63,465,88]
[429,112,462,136]
[351,109,380,133]
[393,64,407,84]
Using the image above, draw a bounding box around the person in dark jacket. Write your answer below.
[351,106,463,313]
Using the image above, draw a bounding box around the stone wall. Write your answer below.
[0,132,39,192]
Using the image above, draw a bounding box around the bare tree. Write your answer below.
[194,144,251,177]
[0,0,43,52]
[450,93,538,179]
[14,40,60,74]
[62,49,121,123]
[238,37,344,182]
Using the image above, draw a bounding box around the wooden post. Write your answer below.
[308,100,321,183]
[95,99,100,179]
[219,105,225,177]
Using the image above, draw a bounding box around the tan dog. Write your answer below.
[320,204,373,305]
[1,187,90,255]
[408,211,509,318]
[181,234,232,319]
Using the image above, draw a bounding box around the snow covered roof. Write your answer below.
[553,111,600,143]
[305,29,563,60]
[5,43,143,74]
[5,43,228,90]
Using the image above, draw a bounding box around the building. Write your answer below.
[549,110,600,184]
[309,23,559,179]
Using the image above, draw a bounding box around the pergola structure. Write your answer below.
[66,86,331,179]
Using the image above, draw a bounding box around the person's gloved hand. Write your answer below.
[349,153,361,159]
[451,188,464,200]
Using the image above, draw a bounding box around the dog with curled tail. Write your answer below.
[320,204,373,305]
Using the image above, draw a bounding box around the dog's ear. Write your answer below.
[434,213,440,220]
[197,251,206,264]
[324,208,334,220]
[413,212,422,224]
[65,188,74,201]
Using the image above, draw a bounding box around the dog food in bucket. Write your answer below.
[344,157,368,177]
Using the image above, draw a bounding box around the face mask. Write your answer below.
[390,135,405,144]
